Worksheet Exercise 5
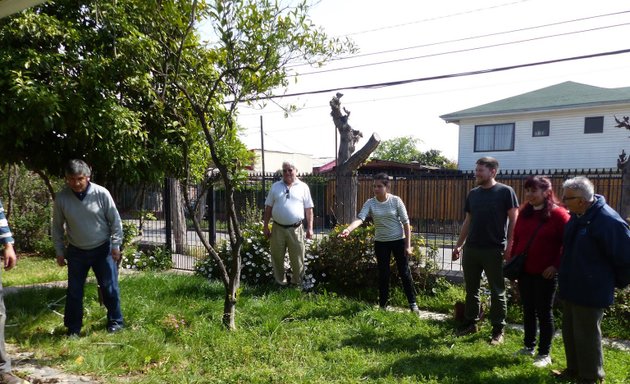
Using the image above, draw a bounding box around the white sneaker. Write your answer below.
[514,347,535,356]
[533,354,552,368]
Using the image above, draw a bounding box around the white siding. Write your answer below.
[250,149,313,174]
[457,106,630,171]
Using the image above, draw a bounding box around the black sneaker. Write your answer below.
[66,329,80,338]
[107,324,124,334]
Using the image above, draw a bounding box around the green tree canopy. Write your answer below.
[372,136,457,168]
[0,0,210,185]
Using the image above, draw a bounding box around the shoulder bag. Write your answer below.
[503,221,544,280]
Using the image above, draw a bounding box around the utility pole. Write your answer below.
[260,115,266,199]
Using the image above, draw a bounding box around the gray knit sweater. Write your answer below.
[52,182,123,256]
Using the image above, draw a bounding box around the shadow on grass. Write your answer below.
[362,351,541,384]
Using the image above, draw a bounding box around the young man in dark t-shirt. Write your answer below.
[452,157,519,345]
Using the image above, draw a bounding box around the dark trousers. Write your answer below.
[0,274,10,373]
[562,301,605,382]
[375,239,417,308]
[65,242,123,332]
[462,246,506,328]
[518,273,557,355]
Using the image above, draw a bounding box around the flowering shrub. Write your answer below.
[194,222,440,295]
[121,245,173,271]
[195,222,276,285]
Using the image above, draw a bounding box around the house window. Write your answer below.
[532,120,550,137]
[584,116,604,134]
[474,123,514,152]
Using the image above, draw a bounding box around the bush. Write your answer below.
[121,223,172,271]
[194,220,446,301]
[121,246,173,271]
[307,224,445,296]
[194,222,277,285]
[0,165,59,252]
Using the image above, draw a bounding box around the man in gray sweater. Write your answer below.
[52,159,124,337]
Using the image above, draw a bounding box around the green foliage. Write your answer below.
[308,225,444,298]
[415,149,458,169]
[371,136,457,168]
[195,222,274,285]
[0,1,209,183]
[372,136,423,163]
[121,245,173,271]
[0,165,57,252]
[605,287,630,339]
[195,221,446,299]
[122,222,139,250]
[240,198,262,227]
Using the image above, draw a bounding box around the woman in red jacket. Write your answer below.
[510,176,569,368]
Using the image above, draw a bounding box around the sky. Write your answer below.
[233,0,630,163]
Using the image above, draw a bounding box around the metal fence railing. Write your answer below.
[113,168,623,273]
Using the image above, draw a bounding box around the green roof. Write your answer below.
[440,81,630,123]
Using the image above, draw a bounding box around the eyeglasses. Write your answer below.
[282,168,294,173]
[285,188,290,199]
[562,196,581,202]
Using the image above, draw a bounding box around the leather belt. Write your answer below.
[275,221,302,228]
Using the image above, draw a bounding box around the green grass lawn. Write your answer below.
[4,254,67,287]
[5,272,630,384]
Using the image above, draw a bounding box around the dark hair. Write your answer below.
[476,156,499,171]
[65,159,91,177]
[519,176,560,220]
[373,173,390,188]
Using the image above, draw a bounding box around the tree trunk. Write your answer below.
[330,94,381,224]
[169,178,187,254]
[335,134,381,224]
[222,293,236,330]
[223,243,242,330]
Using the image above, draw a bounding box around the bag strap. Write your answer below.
[521,220,545,256]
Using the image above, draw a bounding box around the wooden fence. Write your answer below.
[327,169,623,223]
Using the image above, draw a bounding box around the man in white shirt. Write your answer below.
[263,161,314,287]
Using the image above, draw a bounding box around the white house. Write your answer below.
[440,81,630,171]
[248,149,314,174]
[0,0,46,19]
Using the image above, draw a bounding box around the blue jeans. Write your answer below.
[65,242,123,332]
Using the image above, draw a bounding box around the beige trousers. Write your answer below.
[270,225,305,285]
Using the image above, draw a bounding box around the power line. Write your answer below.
[238,60,629,119]
[232,48,630,103]
[287,10,630,68]
[295,22,630,76]
[339,0,533,37]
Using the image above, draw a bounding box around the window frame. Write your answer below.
[532,120,550,137]
[474,123,515,152]
[584,116,604,134]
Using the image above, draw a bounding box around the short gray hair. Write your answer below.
[282,161,297,172]
[562,176,594,201]
[65,159,92,177]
